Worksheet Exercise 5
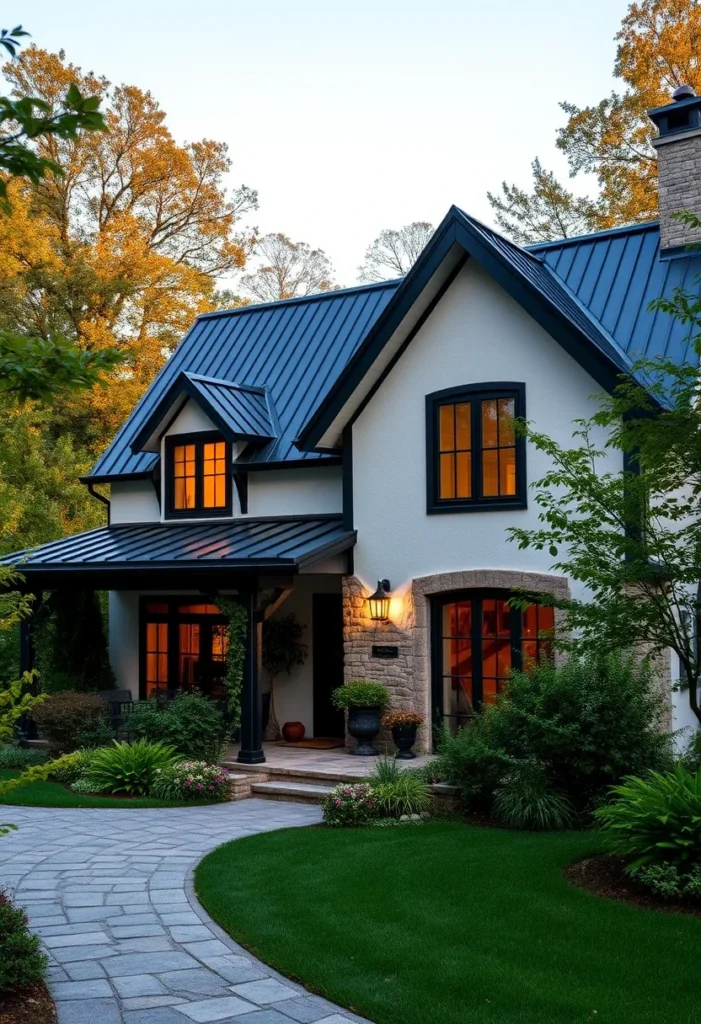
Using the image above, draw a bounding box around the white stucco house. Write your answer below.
[5,88,701,762]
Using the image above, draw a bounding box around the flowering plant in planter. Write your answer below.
[322,782,378,826]
[381,710,424,728]
[332,680,390,709]
[151,761,230,802]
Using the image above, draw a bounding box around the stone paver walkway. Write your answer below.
[0,800,370,1024]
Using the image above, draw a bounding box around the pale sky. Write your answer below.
[15,0,630,285]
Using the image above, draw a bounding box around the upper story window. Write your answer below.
[426,383,526,513]
[165,432,232,519]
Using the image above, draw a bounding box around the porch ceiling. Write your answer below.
[0,514,355,590]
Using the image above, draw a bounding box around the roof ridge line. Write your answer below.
[527,220,660,252]
[199,279,403,321]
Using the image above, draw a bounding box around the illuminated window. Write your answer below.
[434,591,554,731]
[145,620,169,698]
[427,385,525,513]
[165,433,231,518]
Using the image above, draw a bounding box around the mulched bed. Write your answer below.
[566,854,701,917]
[0,982,56,1024]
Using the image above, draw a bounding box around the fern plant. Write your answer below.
[594,765,701,869]
[83,739,180,796]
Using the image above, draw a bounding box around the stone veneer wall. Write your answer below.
[342,569,571,753]
[654,131,701,250]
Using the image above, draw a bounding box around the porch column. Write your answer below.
[237,586,265,765]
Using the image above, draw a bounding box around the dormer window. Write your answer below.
[165,432,232,518]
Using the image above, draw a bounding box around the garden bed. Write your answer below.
[0,982,55,1024]
[0,770,221,809]
[565,854,701,917]
[195,820,701,1024]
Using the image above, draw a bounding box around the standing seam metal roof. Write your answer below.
[89,281,399,480]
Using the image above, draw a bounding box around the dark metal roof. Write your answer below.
[89,282,399,481]
[528,222,701,367]
[298,207,640,451]
[130,373,277,453]
[1,516,355,576]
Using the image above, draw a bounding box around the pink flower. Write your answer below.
[184,780,190,787]
[197,784,203,790]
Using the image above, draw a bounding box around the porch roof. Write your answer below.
[1,515,355,587]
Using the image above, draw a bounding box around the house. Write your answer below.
[5,88,701,763]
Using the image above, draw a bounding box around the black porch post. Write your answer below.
[237,586,265,765]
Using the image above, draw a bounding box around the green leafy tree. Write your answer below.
[508,225,701,724]
[35,590,114,692]
[262,614,307,741]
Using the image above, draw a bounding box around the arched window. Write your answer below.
[431,590,554,732]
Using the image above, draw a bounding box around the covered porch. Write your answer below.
[2,514,356,766]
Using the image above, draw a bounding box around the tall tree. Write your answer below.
[358,221,433,282]
[0,45,257,441]
[241,233,336,303]
[488,0,701,242]
[508,222,701,724]
[0,26,121,400]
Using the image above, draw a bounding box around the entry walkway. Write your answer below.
[0,801,370,1024]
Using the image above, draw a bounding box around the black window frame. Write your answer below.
[164,430,233,520]
[430,588,554,729]
[425,382,527,514]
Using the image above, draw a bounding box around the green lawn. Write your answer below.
[0,770,206,809]
[195,821,701,1024]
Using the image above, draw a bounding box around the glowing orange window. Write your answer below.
[173,444,196,510]
[481,397,516,497]
[145,621,168,698]
[203,441,227,508]
[439,402,471,500]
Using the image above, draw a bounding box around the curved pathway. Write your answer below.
[0,800,370,1024]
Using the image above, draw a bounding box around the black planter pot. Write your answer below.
[347,704,382,756]
[392,723,418,759]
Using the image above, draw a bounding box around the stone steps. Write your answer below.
[249,781,335,804]
[222,762,369,789]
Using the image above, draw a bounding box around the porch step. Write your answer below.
[249,780,334,804]
[222,761,370,788]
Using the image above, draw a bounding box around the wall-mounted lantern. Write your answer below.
[367,579,391,622]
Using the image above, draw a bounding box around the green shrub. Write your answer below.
[594,765,701,869]
[435,715,515,811]
[76,716,115,749]
[492,760,575,831]
[70,776,105,795]
[332,680,390,709]
[629,861,701,900]
[152,760,230,802]
[84,739,180,796]
[369,759,431,818]
[0,889,47,994]
[125,694,226,762]
[49,749,93,783]
[322,782,378,826]
[680,730,701,772]
[0,745,49,770]
[32,691,108,754]
[485,653,672,811]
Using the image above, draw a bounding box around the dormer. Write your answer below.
[129,372,277,520]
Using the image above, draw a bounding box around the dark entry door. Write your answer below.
[312,594,345,738]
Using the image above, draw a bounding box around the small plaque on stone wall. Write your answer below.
[372,644,399,659]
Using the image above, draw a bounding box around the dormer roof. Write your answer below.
[130,372,278,454]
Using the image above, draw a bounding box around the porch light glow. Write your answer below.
[367,579,391,621]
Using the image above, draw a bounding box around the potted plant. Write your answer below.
[332,680,390,756]
[382,710,424,759]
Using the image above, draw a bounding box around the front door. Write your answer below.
[312,593,345,738]
[142,599,229,700]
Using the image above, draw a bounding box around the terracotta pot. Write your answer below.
[282,721,305,742]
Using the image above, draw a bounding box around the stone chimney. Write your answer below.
[649,86,701,253]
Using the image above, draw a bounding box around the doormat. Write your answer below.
[280,738,346,749]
